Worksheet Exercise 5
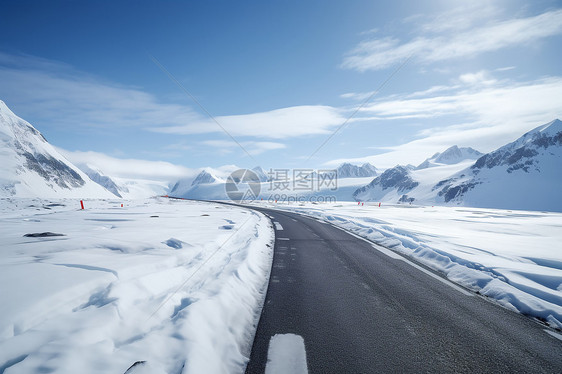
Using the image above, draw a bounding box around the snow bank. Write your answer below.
[258,201,562,329]
[0,197,274,373]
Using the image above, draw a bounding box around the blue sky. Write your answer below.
[1,0,561,180]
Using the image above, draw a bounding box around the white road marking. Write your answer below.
[544,329,562,342]
[265,334,308,374]
[277,238,290,241]
[274,221,284,231]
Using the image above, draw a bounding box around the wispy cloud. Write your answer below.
[329,74,562,168]
[413,2,500,34]
[342,8,562,71]
[457,71,497,86]
[0,52,346,140]
[0,53,200,131]
[201,140,286,155]
[361,75,562,125]
[150,105,346,139]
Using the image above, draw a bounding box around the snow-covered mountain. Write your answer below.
[416,145,483,170]
[353,165,418,202]
[81,164,123,197]
[191,170,220,186]
[0,101,114,198]
[169,169,226,198]
[434,119,562,211]
[336,163,378,178]
[354,119,562,212]
[252,166,270,182]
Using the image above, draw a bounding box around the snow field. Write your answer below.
[0,197,274,373]
[256,201,562,329]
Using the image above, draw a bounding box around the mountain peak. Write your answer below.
[539,118,562,136]
[417,146,482,169]
[336,162,377,178]
[191,169,219,186]
[0,101,114,198]
[0,100,15,117]
[434,145,482,164]
[252,166,270,182]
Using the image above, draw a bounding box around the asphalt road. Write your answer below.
[244,207,562,374]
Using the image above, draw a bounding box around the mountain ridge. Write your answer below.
[354,119,562,212]
[0,101,114,198]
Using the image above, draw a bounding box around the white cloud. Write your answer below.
[343,8,562,71]
[328,76,562,168]
[361,76,562,125]
[0,52,346,140]
[0,54,200,131]
[150,105,346,139]
[57,148,195,181]
[201,139,286,155]
[415,2,500,33]
[458,70,497,86]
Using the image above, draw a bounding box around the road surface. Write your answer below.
[244,207,562,373]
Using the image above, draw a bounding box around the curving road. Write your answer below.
[244,207,562,373]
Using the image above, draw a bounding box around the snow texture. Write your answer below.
[0,197,274,373]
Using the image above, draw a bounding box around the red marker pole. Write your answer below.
[80,200,84,210]
[379,202,381,207]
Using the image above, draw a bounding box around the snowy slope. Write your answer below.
[169,169,226,198]
[80,164,123,197]
[252,166,270,182]
[70,163,167,199]
[0,101,114,198]
[190,169,221,186]
[435,119,562,211]
[416,145,482,170]
[352,161,475,205]
[353,165,420,202]
[108,176,169,199]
